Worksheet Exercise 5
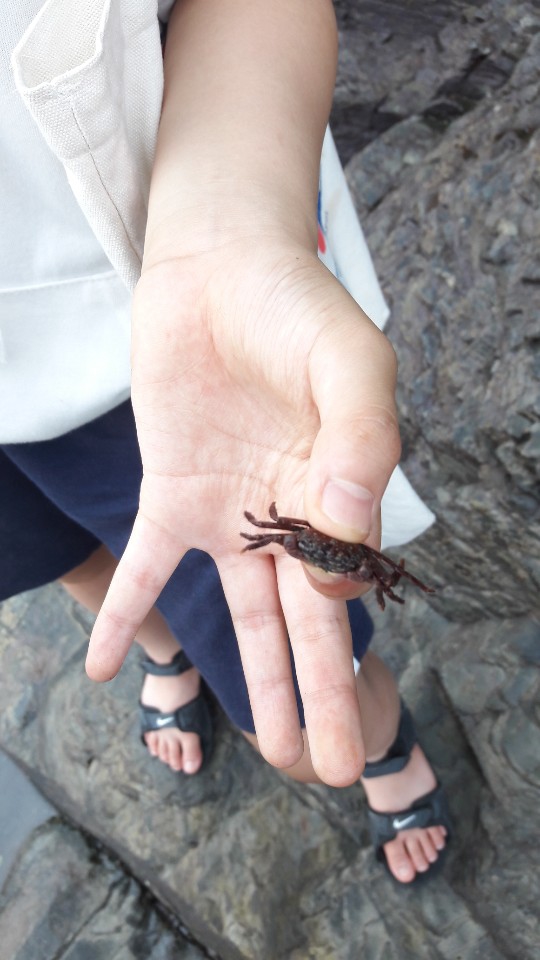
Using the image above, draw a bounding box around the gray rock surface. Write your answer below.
[0,750,54,889]
[332,0,538,163]
[1,585,528,960]
[0,816,207,960]
[2,1,539,958]
[367,596,540,960]
[343,3,540,622]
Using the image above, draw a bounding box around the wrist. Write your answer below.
[142,0,336,270]
[142,179,318,273]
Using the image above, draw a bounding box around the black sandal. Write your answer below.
[363,702,451,882]
[139,649,214,771]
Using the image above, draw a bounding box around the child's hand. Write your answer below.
[86,242,400,786]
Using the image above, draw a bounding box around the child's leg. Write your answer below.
[60,545,203,774]
[242,650,447,884]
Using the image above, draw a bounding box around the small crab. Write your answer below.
[241,503,435,610]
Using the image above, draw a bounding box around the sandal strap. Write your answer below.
[140,649,193,677]
[367,783,452,858]
[362,701,417,779]
[139,693,207,734]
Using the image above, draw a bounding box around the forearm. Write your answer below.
[143,0,338,267]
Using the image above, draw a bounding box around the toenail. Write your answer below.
[184,760,199,773]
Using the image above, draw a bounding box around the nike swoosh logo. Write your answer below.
[392,814,417,830]
[154,715,175,728]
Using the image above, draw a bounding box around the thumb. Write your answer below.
[304,307,400,545]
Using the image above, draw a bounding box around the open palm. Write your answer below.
[87,242,400,784]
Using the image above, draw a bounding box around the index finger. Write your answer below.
[86,511,187,681]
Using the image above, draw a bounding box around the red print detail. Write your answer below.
[317,225,326,254]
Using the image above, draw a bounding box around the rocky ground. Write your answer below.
[1,586,537,959]
[1,1,539,958]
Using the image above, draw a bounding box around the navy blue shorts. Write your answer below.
[0,402,373,732]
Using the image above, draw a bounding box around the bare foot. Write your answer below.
[141,666,203,774]
[361,744,448,883]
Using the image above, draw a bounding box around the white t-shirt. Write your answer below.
[0,0,434,547]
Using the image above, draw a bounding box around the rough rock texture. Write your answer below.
[368,596,540,960]
[1,1,539,958]
[0,817,207,960]
[0,750,54,888]
[342,2,540,622]
[332,0,537,163]
[0,586,523,960]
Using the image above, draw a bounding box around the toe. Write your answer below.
[144,731,159,757]
[429,825,447,850]
[181,732,203,775]
[418,829,438,864]
[167,735,184,772]
[384,826,444,883]
[383,837,416,883]
[404,834,430,873]
[158,737,171,768]
[147,729,203,774]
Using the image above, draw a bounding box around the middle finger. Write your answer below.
[275,554,365,786]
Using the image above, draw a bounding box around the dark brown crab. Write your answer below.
[241,502,435,610]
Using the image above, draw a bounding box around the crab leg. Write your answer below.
[241,534,285,551]
[363,547,434,594]
[243,510,306,533]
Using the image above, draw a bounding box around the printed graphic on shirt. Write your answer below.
[317,184,337,276]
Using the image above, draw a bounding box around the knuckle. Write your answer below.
[348,407,402,466]
[247,673,291,698]
[101,605,139,633]
[234,609,283,639]
[301,680,356,710]
[289,612,349,648]
[122,554,167,598]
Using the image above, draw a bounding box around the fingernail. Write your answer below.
[305,564,345,584]
[321,479,374,536]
